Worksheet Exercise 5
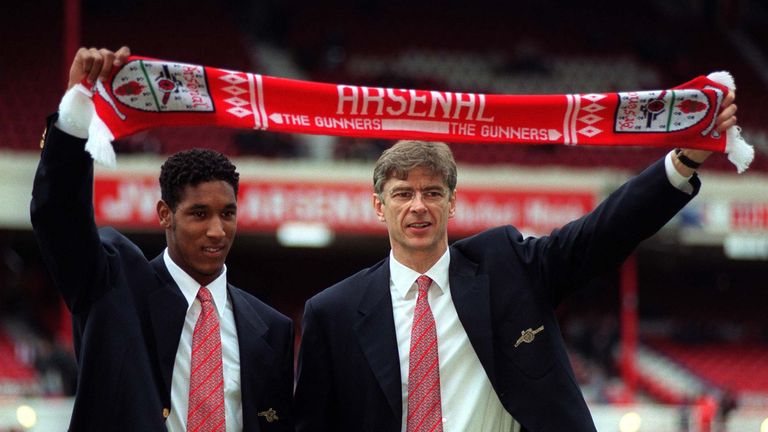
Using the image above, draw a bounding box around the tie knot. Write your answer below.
[197,286,213,303]
[416,275,432,294]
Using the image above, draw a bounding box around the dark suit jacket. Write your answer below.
[30,117,295,431]
[294,157,699,432]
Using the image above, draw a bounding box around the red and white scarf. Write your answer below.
[61,55,753,171]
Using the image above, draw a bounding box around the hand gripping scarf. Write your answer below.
[61,55,753,171]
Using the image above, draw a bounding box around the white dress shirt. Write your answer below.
[163,249,243,432]
[390,250,521,432]
[664,150,696,194]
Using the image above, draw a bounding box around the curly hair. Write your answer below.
[159,148,239,211]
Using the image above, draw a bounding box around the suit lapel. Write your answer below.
[352,260,402,422]
[449,247,496,385]
[229,286,274,430]
[148,256,188,405]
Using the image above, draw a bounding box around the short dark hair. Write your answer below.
[373,140,457,198]
[159,148,239,211]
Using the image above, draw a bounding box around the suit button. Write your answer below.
[162,408,170,418]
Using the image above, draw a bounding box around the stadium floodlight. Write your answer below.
[619,411,642,432]
[277,221,334,248]
[724,234,768,260]
[16,405,36,429]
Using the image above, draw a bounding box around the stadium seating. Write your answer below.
[0,0,252,155]
[1,0,765,173]
[650,340,768,396]
[0,330,37,396]
[635,344,706,404]
[1,2,766,424]
[281,0,768,172]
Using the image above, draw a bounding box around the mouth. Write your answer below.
[407,221,432,231]
[202,246,226,257]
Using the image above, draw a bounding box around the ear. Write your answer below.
[448,190,457,219]
[372,193,386,222]
[157,200,173,229]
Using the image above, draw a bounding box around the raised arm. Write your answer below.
[30,47,130,314]
[522,91,739,304]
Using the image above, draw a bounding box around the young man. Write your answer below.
[294,96,736,431]
[31,47,294,431]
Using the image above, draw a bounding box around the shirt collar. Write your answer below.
[389,248,451,300]
[163,248,228,318]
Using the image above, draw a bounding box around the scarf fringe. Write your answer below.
[707,71,736,91]
[58,83,117,167]
[86,114,117,168]
[706,71,753,172]
[58,84,94,139]
[725,126,754,174]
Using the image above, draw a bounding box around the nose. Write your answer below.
[206,216,226,239]
[409,193,428,213]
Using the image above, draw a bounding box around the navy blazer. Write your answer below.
[31,118,295,431]
[294,157,699,432]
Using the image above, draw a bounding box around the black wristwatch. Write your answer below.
[674,148,702,169]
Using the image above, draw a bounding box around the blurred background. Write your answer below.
[0,0,767,430]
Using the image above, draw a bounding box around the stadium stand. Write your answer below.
[1,0,765,172]
[0,0,255,156]
[0,330,37,396]
[636,344,708,404]
[275,0,768,172]
[0,2,766,425]
[650,340,768,397]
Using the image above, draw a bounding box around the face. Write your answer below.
[158,180,237,287]
[373,166,456,270]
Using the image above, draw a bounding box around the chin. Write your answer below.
[407,242,437,252]
[196,264,223,277]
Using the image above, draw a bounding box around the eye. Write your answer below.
[192,210,206,218]
[222,209,237,219]
[424,191,444,199]
[392,191,413,200]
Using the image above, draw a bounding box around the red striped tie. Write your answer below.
[407,275,443,432]
[187,287,226,432]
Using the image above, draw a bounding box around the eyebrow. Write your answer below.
[185,202,238,211]
[389,185,445,192]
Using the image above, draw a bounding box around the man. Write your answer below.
[31,47,294,431]
[294,100,737,429]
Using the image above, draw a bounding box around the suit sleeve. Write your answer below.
[524,157,699,306]
[30,116,110,315]
[294,299,334,432]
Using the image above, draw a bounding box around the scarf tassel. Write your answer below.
[706,71,754,173]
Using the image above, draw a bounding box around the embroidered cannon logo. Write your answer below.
[257,408,279,423]
[514,325,545,348]
[614,89,711,134]
[111,59,214,113]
